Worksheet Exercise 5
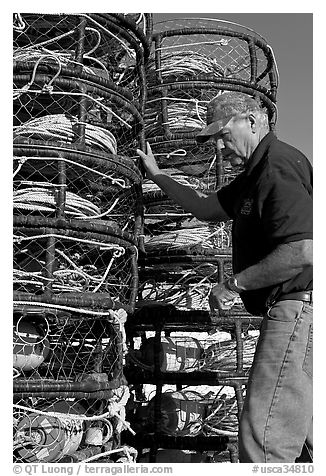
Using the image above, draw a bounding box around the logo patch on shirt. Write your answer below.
[240,198,254,215]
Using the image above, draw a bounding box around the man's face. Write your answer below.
[214,114,253,164]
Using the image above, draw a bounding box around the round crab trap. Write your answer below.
[13,141,143,237]
[13,13,152,105]
[12,305,126,391]
[138,249,235,312]
[13,215,139,312]
[150,17,278,100]
[145,17,278,147]
[13,72,144,154]
[13,387,134,463]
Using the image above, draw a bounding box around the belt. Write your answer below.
[277,291,313,304]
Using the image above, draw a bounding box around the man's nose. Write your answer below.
[216,139,234,157]
[216,138,225,149]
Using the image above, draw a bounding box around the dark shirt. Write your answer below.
[217,132,313,315]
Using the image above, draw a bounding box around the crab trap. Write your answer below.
[13,13,152,107]
[13,388,136,463]
[13,76,144,156]
[144,16,278,152]
[150,17,278,100]
[13,141,143,237]
[138,248,236,312]
[13,215,139,312]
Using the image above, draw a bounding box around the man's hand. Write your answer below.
[136,142,161,181]
[209,282,238,312]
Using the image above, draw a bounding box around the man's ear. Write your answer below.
[248,113,257,132]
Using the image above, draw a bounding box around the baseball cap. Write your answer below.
[196,92,261,143]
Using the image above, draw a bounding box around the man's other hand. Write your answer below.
[209,282,238,312]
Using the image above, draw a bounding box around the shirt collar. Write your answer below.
[244,131,276,176]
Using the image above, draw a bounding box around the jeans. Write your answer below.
[238,300,313,462]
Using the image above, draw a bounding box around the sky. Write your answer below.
[153,12,313,161]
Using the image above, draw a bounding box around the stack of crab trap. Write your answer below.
[123,17,278,462]
[13,13,152,464]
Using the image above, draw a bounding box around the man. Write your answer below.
[136,91,312,463]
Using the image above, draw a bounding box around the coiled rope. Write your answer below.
[13,114,118,154]
[13,187,122,221]
[14,233,126,294]
[148,50,227,79]
[145,98,208,137]
[144,224,231,251]
[14,187,101,217]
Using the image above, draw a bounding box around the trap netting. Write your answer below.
[13,142,143,237]
[138,249,237,312]
[13,387,137,463]
[13,77,144,156]
[13,216,139,312]
[13,305,126,388]
[13,13,151,104]
[150,17,278,100]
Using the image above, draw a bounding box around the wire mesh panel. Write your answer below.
[13,75,144,155]
[13,13,151,105]
[13,216,138,311]
[13,142,143,236]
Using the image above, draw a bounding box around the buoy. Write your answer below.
[13,318,50,371]
[140,336,203,372]
[147,390,206,435]
[15,401,84,462]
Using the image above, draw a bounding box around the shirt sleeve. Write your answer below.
[260,164,313,245]
[216,174,245,219]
